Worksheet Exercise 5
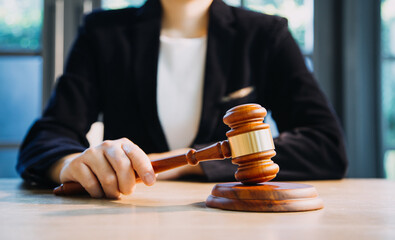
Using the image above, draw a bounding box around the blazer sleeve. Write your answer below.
[263,18,348,180]
[17,17,101,186]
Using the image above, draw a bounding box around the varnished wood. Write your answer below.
[206,182,324,212]
[223,103,270,137]
[2,179,395,240]
[206,105,315,212]
[231,150,278,184]
[223,104,279,184]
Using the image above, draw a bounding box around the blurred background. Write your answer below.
[0,0,394,179]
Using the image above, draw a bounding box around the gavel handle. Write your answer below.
[53,140,231,196]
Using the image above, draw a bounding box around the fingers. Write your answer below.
[59,138,153,199]
[121,139,156,186]
[85,147,121,199]
[74,163,104,198]
[60,157,104,198]
[102,142,136,195]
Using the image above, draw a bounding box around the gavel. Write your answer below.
[53,103,279,196]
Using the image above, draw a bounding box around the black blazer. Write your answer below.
[17,0,347,185]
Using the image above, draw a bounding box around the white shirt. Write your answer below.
[157,35,207,150]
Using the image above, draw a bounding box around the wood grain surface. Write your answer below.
[1,179,395,240]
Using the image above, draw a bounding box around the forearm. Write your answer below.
[273,126,347,180]
[17,121,88,185]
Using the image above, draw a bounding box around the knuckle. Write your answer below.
[107,150,131,170]
[84,147,96,155]
[102,174,117,186]
[101,140,112,148]
[122,142,137,155]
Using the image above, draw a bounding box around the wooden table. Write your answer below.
[0,179,394,240]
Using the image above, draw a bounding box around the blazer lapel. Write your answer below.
[127,0,169,152]
[125,0,237,150]
[194,0,237,144]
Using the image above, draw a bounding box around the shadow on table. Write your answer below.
[43,201,209,217]
[0,181,212,216]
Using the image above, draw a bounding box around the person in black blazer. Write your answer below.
[17,0,347,198]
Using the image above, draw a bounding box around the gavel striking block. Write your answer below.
[205,104,323,212]
[53,103,323,212]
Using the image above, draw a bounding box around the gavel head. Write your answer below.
[223,103,279,185]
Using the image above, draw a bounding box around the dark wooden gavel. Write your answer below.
[53,103,279,196]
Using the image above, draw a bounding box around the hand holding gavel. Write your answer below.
[53,104,279,197]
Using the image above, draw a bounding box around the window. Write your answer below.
[244,0,314,70]
[244,0,313,53]
[381,0,395,179]
[102,0,243,9]
[0,0,43,177]
[102,0,146,9]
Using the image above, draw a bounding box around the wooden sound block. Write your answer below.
[206,182,324,212]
